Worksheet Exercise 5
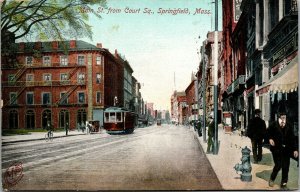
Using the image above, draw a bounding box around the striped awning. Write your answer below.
[256,55,298,96]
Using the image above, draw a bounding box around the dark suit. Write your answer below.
[247,116,267,161]
[267,121,298,184]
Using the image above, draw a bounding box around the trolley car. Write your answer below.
[104,107,136,134]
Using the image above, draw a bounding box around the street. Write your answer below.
[2,124,222,191]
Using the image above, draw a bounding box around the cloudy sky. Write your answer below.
[82,0,221,111]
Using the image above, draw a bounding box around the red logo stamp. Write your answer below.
[3,162,24,187]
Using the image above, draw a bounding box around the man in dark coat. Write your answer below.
[247,109,267,163]
[267,110,298,190]
[206,116,215,154]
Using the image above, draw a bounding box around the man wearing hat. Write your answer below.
[206,113,215,154]
[267,105,298,190]
[247,109,267,163]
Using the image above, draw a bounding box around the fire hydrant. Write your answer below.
[233,146,252,182]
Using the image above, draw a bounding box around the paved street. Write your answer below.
[2,124,222,191]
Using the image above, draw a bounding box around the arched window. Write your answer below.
[9,110,18,129]
[26,110,35,129]
[59,109,69,129]
[42,109,52,129]
[77,109,87,128]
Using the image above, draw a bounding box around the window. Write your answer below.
[26,74,34,81]
[42,109,52,129]
[270,0,279,30]
[60,92,68,104]
[9,110,19,129]
[78,73,85,84]
[104,112,123,123]
[60,73,68,81]
[96,56,102,65]
[43,56,51,66]
[10,92,17,105]
[60,55,68,66]
[26,92,34,105]
[59,110,69,129]
[26,74,34,86]
[78,55,85,65]
[77,109,87,128]
[96,73,101,84]
[43,74,51,81]
[8,74,15,82]
[42,92,51,104]
[116,112,122,122]
[26,110,35,129]
[26,56,33,66]
[8,74,15,85]
[96,92,101,103]
[78,92,85,104]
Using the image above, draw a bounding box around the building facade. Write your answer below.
[2,40,144,130]
[2,40,105,129]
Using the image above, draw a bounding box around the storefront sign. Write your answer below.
[273,36,296,65]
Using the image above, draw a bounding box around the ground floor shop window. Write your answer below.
[9,110,18,129]
[26,110,35,129]
[42,109,52,129]
[77,109,87,129]
[59,109,70,129]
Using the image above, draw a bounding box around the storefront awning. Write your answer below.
[256,55,298,96]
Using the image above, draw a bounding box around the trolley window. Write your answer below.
[116,112,122,122]
[104,112,123,123]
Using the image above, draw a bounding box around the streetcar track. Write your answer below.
[2,127,166,171]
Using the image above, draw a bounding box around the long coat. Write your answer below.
[267,121,298,154]
[247,116,267,140]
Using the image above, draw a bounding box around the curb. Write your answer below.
[2,133,87,144]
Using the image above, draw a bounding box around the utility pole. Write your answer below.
[213,0,219,155]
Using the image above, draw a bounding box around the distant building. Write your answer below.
[170,91,187,124]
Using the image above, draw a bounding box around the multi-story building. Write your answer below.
[2,40,106,129]
[219,0,298,132]
[170,91,186,124]
[104,48,124,109]
[203,31,223,118]
[220,0,241,131]
[1,40,144,130]
[253,0,298,127]
[185,75,197,123]
[123,59,134,110]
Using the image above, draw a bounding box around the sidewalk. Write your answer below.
[191,125,299,191]
[2,130,87,144]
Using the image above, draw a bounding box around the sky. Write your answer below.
[81,0,221,111]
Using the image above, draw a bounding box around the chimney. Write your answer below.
[52,41,58,50]
[115,49,118,57]
[35,41,42,50]
[70,40,76,49]
[97,43,102,48]
[19,42,25,52]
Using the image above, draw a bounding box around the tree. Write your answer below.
[1,0,107,44]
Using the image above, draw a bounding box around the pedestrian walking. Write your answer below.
[65,122,69,136]
[246,109,267,163]
[206,115,215,154]
[267,106,298,190]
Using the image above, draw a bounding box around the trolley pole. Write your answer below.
[213,0,219,155]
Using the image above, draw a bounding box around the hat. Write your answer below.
[254,109,261,114]
[277,103,287,116]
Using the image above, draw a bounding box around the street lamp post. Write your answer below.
[213,0,219,155]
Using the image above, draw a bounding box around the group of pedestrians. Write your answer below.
[246,106,298,190]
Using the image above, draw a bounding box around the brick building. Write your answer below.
[185,75,197,123]
[1,40,125,130]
